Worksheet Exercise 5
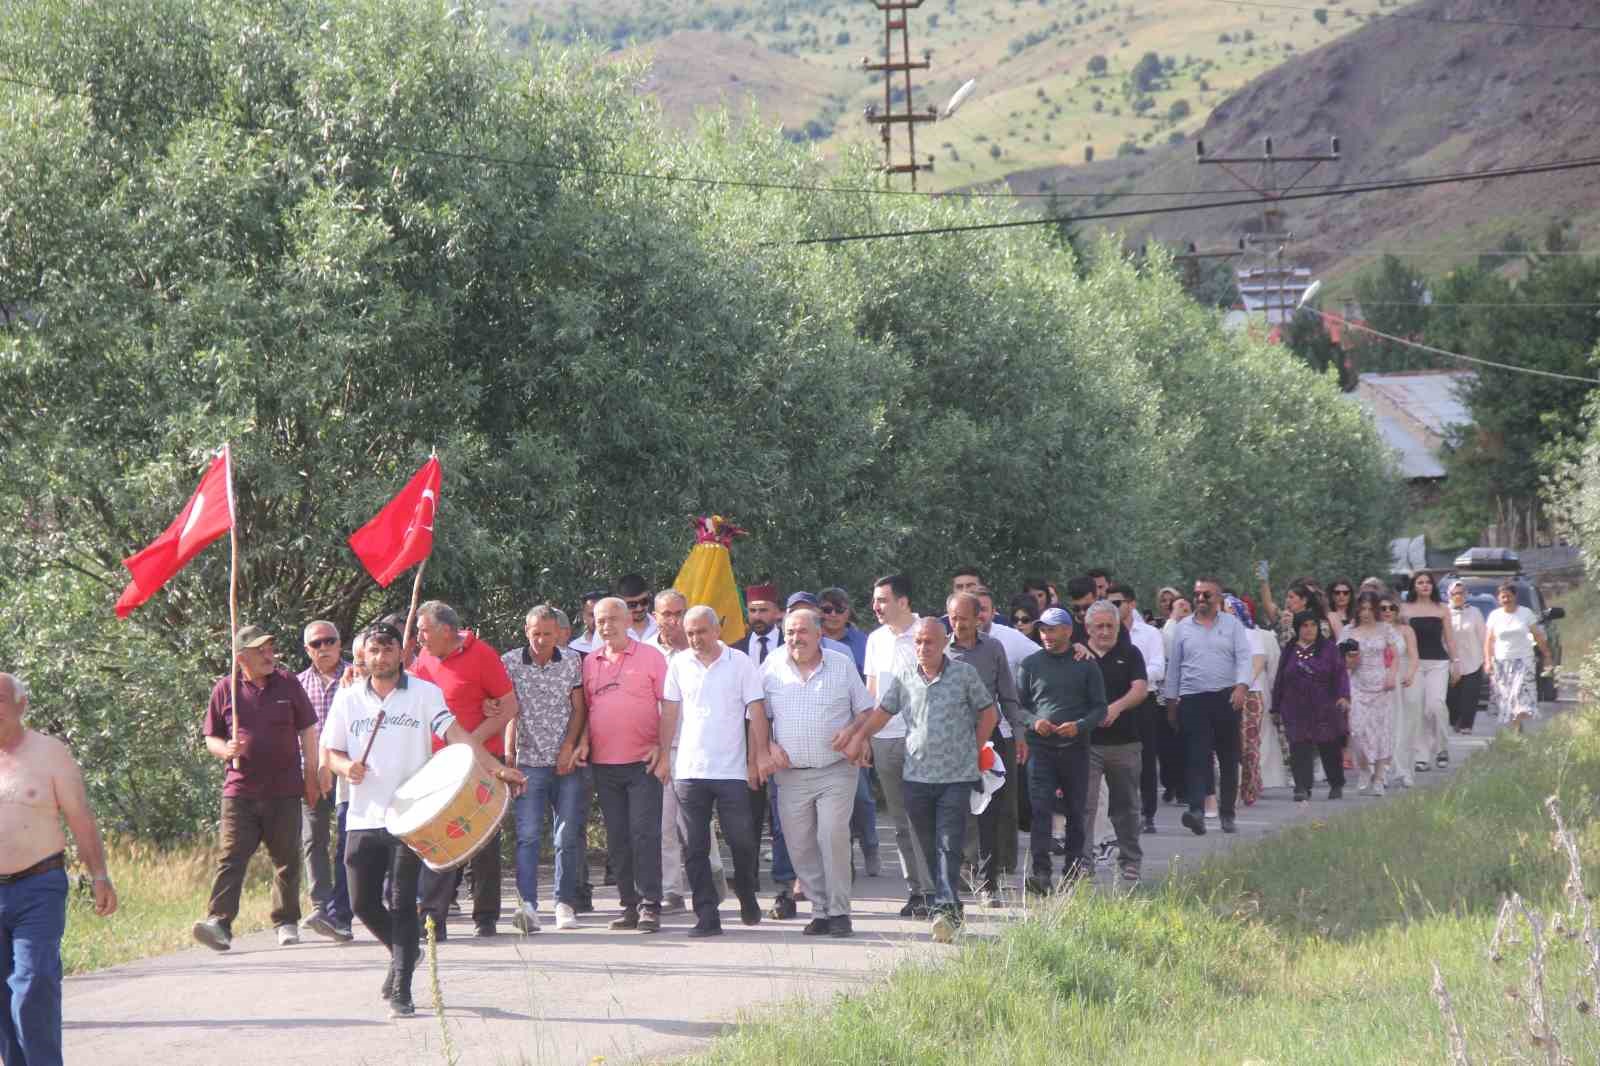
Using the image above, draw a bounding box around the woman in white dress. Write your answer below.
[1379,593,1420,789]
[1483,582,1551,732]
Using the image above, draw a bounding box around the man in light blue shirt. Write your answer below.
[1162,578,1253,836]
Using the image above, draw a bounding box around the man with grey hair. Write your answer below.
[1,672,118,1065]
[502,605,588,932]
[583,596,672,933]
[296,619,354,942]
[663,605,765,936]
[756,608,873,937]
[412,600,517,937]
[1083,599,1149,882]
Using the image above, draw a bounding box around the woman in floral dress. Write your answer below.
[1346,591,1398,795]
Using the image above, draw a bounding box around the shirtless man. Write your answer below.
[0,671,117,1066]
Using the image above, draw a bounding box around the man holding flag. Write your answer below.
[192,625,321,952]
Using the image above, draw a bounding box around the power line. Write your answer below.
[1349,302,1600,309]
[791,155,1600,245]
[1308,308,1600,384]
[1213,0,1600,32]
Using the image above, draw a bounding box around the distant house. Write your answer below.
[1346,369,1474,481]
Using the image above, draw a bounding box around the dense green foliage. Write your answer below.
[0,0,1400,839]
[694,710,1600,1065]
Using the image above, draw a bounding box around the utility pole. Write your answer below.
[862,1,936,189]
[1195,136,1339,326]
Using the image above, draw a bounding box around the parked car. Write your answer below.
[1443,548,1565,703]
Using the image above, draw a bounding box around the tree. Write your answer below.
[1350,255,1438,372]
[1131,51,1164,93]
[1168,98,1191,121]
[1313,8,1329,25]
[1087,54,1108,76]
[0,0,1407,839]
[1283,308,1345,382]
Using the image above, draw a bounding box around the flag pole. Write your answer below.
[398,446,436,666]
[224,444,241,763]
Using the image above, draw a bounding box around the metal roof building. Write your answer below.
[1346,370,1474,480]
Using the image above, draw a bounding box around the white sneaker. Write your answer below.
[511,903,540,934]
[276,924,300,946]
[1374,779,1387,798]
[554,903,579,930]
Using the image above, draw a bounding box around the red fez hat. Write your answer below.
[745,583,779,606]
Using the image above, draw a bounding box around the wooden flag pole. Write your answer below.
[227,466,241,766]
[401,557,428,667]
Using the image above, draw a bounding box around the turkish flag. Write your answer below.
[348,457,441,587]
[115,448,235,618]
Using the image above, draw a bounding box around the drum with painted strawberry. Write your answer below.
[384,743,511,871]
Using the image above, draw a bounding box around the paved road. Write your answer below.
[63,702,1562,1066]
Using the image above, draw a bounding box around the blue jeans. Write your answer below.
[902,780,974,914]
[850,768,879,852]
[514,765,588,908]
[0,866,67,1066]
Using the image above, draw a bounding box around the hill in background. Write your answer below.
[498,0,1368,187]
[1002,0,1600,291]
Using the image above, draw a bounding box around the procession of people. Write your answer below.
[0,562,1556,1054]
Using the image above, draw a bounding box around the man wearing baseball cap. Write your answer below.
[1016,607,1107,894]
[193,624,321,953]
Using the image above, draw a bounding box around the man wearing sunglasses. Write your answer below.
[616,573,659,644]
[296,621,355,943]
[1163,579,1254,836]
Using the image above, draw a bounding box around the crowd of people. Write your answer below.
[0,563,1556,1055]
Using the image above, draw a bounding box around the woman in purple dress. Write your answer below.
[1272,611,1352,803]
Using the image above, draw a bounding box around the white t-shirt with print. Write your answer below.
[322,674,456,831]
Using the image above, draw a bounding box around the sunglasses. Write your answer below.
[1332,588,1352,596]
[820,604,847,615]
[1012,615,1036,626]
[623,596,652,610]
[1107,598,1126,607]
[1193,591,1215,600]
[308,637,339,650]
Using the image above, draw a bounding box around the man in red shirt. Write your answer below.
[192,625,320,952]
[412,600,517,938]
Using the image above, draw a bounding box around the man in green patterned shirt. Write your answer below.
[847,618,997,942]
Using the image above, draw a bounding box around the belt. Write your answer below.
[0,852,65,884]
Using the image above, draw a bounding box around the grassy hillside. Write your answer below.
[1008,0,1600,295]
[495,0,1368,189]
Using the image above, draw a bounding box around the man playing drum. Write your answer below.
[321,623,525,1018]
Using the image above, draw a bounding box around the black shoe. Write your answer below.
[1161,788,1175,804]
[738,894,762,926]
[1023,877,1053,896]
[1181,810,1206,836]
[636,904,661,933]
[1141,816,1157,834]
[608,907,639,931]
[802,917,830,936]
[828,915,853,938]
[897,893,925,917]
[574,885,595,914]
[388,993,415,1018]
[768,892,797,920]
[686,920,723,938]
[1219,815,1237,834]
[1293,790,1310,803]
[474,921,497,938]
[1328,785,1343,800]
[380,968,395,1002]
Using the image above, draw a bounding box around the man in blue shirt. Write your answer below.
[1162,578,1254,836]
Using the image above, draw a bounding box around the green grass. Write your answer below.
[690,708,1600,1065]
[62,837,280,974]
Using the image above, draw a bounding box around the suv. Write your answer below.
[1443,548,1565,702]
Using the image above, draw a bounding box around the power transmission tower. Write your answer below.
[862,1,936,189]
[1195,136,1339,325]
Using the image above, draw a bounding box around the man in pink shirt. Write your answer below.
[582,597,673,933]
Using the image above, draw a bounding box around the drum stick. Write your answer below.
[357,710,387,768]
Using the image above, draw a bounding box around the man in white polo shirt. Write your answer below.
[662,606,766,938]
[862,573,934,918]
[321,622,525,1020]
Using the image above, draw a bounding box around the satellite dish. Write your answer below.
[941,79,977,119]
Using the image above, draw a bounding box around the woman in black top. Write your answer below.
[1401,571,1457,772]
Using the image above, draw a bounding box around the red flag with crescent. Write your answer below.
[115,447,236,618]
[349,456,441,588]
